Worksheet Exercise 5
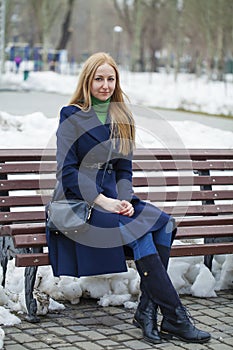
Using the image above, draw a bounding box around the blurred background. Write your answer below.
[1,0,233,80]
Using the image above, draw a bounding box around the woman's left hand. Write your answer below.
[119,200,134,217]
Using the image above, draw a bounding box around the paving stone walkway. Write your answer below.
[2,289,233,350]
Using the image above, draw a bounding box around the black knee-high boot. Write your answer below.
[133,244,172,344]
[136,253,211,343]
[133,282,161,344]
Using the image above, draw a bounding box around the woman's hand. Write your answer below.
[119,200,134,217]
[94,195,134,217]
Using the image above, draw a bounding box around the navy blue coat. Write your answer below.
[46,105,174,277]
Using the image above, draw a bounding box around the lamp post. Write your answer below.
[113,25,123,65]
[0,0,6,78]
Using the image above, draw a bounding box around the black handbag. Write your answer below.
[46,143,113,238]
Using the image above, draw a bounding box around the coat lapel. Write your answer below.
[74,107,111,144]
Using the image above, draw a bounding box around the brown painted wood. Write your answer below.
[0,162,56,174]
[0,223,45,236]
[0,195,51,207]
[0,211,45,223]
[170,242,233,257]
[133,175,233,186]
[15,253,50,267]
[133,160,233,171]
[13,234,46,248]
[15,241,233,267]
[0,179,56,191]
[135,190,233,201]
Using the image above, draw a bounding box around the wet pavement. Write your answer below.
[2,290,233,350]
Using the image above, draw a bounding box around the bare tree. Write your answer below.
[56,0,76,51]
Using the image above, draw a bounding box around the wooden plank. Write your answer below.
[0,195,51,207]
[0,223,45,236]
[170,242,233,257]
[135,190,233,201]
[13,234,46,248]
[160,204,233,216]
[0,162,56,174]
[0,179,56,191]
[15,241,233,267]
[0,149,55,161]
[0,211,45,223]
[177,225,233,238]
[15,253,50,267]
[133,175,233,186]
[177,216,233,227]
[1,148,233,162]
[133,149,233,160]
[133,160,233,171]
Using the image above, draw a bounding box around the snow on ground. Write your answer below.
[0,70,232,338]
[1,69,233,116]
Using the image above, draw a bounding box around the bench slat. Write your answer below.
[15,241,233,267]
[1,148,233,161]
[170,242,233,257]
[1,204,232,224]
[177,225,233,238]
[133,160,233,171]
[0,179,56,191]
[133,175,233,186]
[177,216,233,226]
[1,160,232,174]
[0,211,45,223]
[12,225,233,248]
[0,163,56,174]
[133,149,233,160]
[15,253,50,267]
[136,190,233,201]
[13,234,46,248]
[0,149,55,161]
[0,195,51,207]
[0,223,45,236]
[161,204,233,215]
[1,190,232,208]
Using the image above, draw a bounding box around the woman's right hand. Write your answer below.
[94,194,134,216]
[94,194,125,213]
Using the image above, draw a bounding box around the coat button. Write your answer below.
[144,271,148,276]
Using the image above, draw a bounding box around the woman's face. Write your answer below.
[91,63,116,101]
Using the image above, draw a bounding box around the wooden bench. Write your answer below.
[0,148,233,322]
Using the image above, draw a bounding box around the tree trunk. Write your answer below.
[56,0,75,50]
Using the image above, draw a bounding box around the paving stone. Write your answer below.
[72,341,103,350]
[4,345,29,350]
[96,338,119,346]
[26,341,51,349]
[122,339,153,349]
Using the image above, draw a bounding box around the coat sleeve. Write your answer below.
[56,106,104,204]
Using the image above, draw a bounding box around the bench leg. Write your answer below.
[24,265,40,323]
[0,236,17,287]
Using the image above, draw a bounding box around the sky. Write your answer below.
[0,69,232,348]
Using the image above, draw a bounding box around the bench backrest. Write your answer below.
[0,148,233,266]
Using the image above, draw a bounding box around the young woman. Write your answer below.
[47,52,210,345]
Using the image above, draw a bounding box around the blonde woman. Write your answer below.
[47,52,210,345]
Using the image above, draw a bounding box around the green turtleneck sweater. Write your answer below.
[91,96,110,124]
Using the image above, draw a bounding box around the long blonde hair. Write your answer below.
[69,52,135,155]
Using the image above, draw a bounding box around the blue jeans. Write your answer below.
[119,219,173,261]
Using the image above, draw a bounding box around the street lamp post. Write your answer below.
[0,0,6,78]
[113,25,123,65]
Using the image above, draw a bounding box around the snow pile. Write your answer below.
[2,70,233,116]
